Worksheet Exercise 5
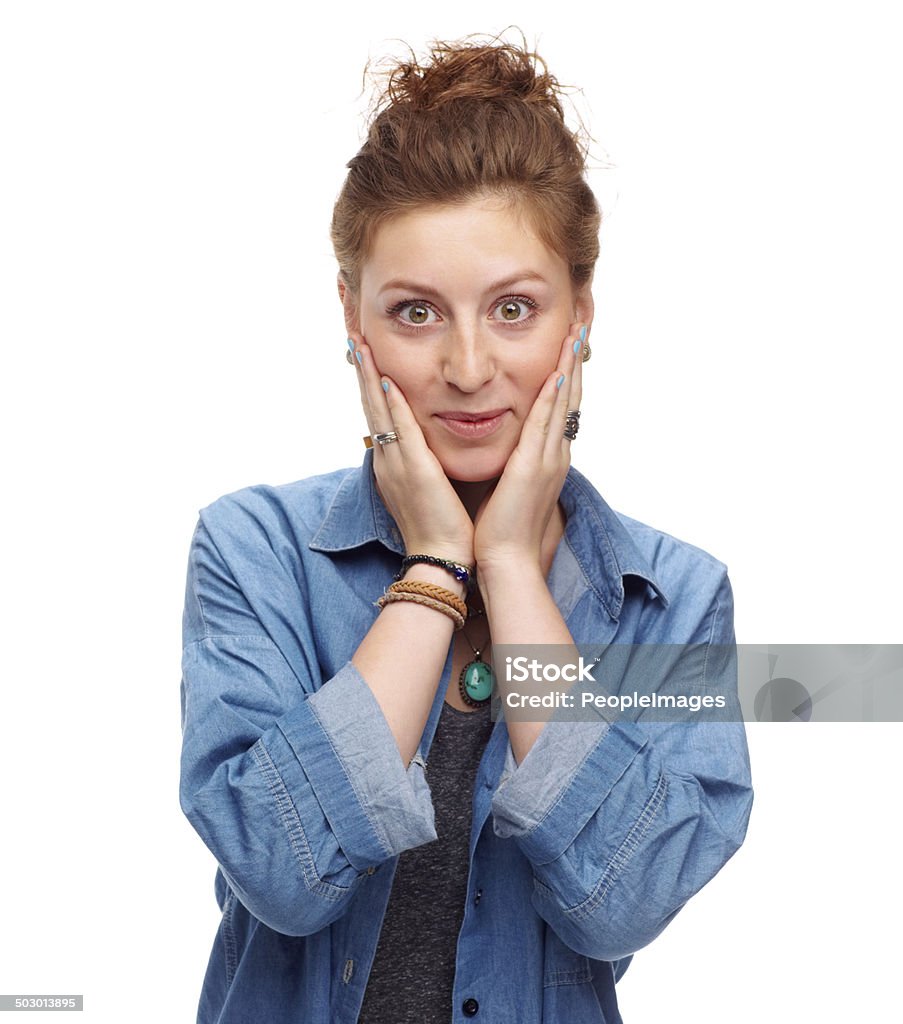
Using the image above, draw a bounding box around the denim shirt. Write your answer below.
[180,453,753,1024]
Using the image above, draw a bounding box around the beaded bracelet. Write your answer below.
[375,590,466,630]
[396,554,475,589]
[386,580,468,619]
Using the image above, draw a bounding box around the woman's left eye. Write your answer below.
[491,297,536,323]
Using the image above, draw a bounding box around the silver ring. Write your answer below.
[564,410,581,441]
[372,431,400,447]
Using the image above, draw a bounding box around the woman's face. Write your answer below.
[345,195,593,483]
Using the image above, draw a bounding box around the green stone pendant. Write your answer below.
[459,657,494,707]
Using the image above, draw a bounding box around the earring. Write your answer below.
[582,341,592,363]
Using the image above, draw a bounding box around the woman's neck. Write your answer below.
[450,478,497,521]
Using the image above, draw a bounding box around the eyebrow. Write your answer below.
[377,271,551,298]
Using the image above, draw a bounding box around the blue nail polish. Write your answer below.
[346,338,354,351]
[573,339,582,354]
[557,374,566,390]
[579,325,587,343]
[382,381,389,393]
[356,351,363,365]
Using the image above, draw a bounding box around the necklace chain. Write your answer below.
[461,605,489,659]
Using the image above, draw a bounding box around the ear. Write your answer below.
[337,274,360,334]
[573,277,595,334]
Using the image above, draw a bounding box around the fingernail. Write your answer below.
[382,380,389,393]
[557,374,566,390]
[573,338,582,354]
[356,351,363,365]
[579,325,587,343]
[346,338,354,351]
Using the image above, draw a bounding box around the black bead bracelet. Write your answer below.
[395,554,476,589]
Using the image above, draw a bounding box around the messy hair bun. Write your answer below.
[382,40,565,113]
[331,38,600,294]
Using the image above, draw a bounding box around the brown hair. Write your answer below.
[330,38,600,294]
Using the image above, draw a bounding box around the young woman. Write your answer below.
[180,38,753,1024]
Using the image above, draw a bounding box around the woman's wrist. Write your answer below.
[477,558,547,616]
[476,552,543,586]
[402,541,474,562]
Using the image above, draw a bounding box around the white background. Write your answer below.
[1,1,900,1020]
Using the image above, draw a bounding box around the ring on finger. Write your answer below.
[368,430,400,448]
[564,410,581,441]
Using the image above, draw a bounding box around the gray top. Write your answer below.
[358,698,495,1024]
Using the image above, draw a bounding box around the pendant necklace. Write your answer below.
[459,612,494,707]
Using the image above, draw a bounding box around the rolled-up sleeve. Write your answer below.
[180,520,436,938]
[490,572,753,961]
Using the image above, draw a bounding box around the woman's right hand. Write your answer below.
[350,335,475,564]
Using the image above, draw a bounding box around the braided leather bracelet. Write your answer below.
[375,590,466,630]
[385,579,468,619]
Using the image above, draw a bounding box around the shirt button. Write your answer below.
[366,866,377,875]
[474,888,482,906]
[462,997,479,1016]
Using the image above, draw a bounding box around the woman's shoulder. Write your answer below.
[612,509,731,622]
[196,464,363,545]
[614,509,728,577]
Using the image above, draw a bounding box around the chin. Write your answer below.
[437,446,510,484]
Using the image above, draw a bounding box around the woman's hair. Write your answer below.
[331,38,600,294]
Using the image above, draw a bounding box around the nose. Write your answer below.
[441,322,494,393]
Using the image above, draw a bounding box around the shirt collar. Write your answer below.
[309,450,406,555]
[309,451,668,616]
[558,465,670,617]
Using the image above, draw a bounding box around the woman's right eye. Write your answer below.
[388,301,440,327]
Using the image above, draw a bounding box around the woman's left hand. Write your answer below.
[473,322,585,577]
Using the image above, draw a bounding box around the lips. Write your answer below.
[434,409,510,439]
